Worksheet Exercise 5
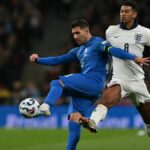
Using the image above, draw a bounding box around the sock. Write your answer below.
[145,124,150,137]
[44,80,63,106]
[146,124,150,128]
[66,121,81,150]
[90,104,108,126]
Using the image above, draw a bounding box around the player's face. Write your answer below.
[72,27,89,45]
[120,6,137,24]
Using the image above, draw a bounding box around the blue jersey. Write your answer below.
[68,36,109,83]
[37,37,110,84]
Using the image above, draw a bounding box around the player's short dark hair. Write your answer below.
[71,19,89,29]
[121,0,138,12]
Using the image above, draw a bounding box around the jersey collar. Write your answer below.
[119,21,138,30]
[83,36,95,46]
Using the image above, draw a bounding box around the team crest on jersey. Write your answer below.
[134,33,143,43]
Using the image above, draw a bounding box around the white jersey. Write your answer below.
[106,24,150,80]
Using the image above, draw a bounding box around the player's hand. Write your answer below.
[30,54,39,62]
[134,57,150,66]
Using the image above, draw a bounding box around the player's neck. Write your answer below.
[120,20,138,30]
[87,34,92,41]
[126,20,135,29]
[83,34,93,45]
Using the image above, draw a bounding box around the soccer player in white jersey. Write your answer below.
[75,1,150,136]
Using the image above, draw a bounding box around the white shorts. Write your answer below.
[107,78,150,104]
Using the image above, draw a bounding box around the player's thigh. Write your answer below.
[100,84,121,106]
[59,74,103,96]
[68,97,95,121]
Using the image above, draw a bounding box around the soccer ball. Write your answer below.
[19,98,40,118]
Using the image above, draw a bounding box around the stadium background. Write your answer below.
[0,0,150,142]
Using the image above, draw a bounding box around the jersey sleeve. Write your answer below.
[99,35,136,60]
[99,40,136,60]
[99,40,111,52]
[36,48,77,66]
[107,47,136,60]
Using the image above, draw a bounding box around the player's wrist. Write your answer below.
[134,57,143,65]
[133,56,137,60]
[35,57,39,63]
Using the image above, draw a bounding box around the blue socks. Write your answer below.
[66,121,81,150]
[44,80,63,105]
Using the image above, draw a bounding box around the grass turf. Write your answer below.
[0,128,149,150]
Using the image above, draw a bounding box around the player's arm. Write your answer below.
[30,49,77,66]
[104,46,150,65]
[104,45,136,60]
[99,40,136,60]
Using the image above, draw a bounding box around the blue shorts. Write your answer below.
[59,73,104,98]
[68,96,97,117]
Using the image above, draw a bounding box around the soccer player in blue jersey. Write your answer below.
[30,19,149,150]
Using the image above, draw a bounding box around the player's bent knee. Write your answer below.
[69,112,82,123]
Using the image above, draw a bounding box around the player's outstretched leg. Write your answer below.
[79,116,97,133]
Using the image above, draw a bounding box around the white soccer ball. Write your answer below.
[19,98,40,118]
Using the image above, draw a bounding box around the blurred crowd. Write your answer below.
[0,0,48,104]
[0,0,150,105]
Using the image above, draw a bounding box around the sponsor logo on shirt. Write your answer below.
[114,36,120,38]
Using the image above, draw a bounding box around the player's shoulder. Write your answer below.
[92,36,109,48]
[93,36,104,41]
[136,25,150,33]
[106,25,120,34]
[105,25,120,39]
[92,36,106,45]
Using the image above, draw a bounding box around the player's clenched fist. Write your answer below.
[30,54,39,62]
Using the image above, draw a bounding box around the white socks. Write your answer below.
[39,103,51,116]
[90,104,108,126]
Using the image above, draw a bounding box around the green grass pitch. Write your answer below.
[0,128,149,150]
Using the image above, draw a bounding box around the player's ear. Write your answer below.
[85,27,89,34]
[133,11,137,19]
